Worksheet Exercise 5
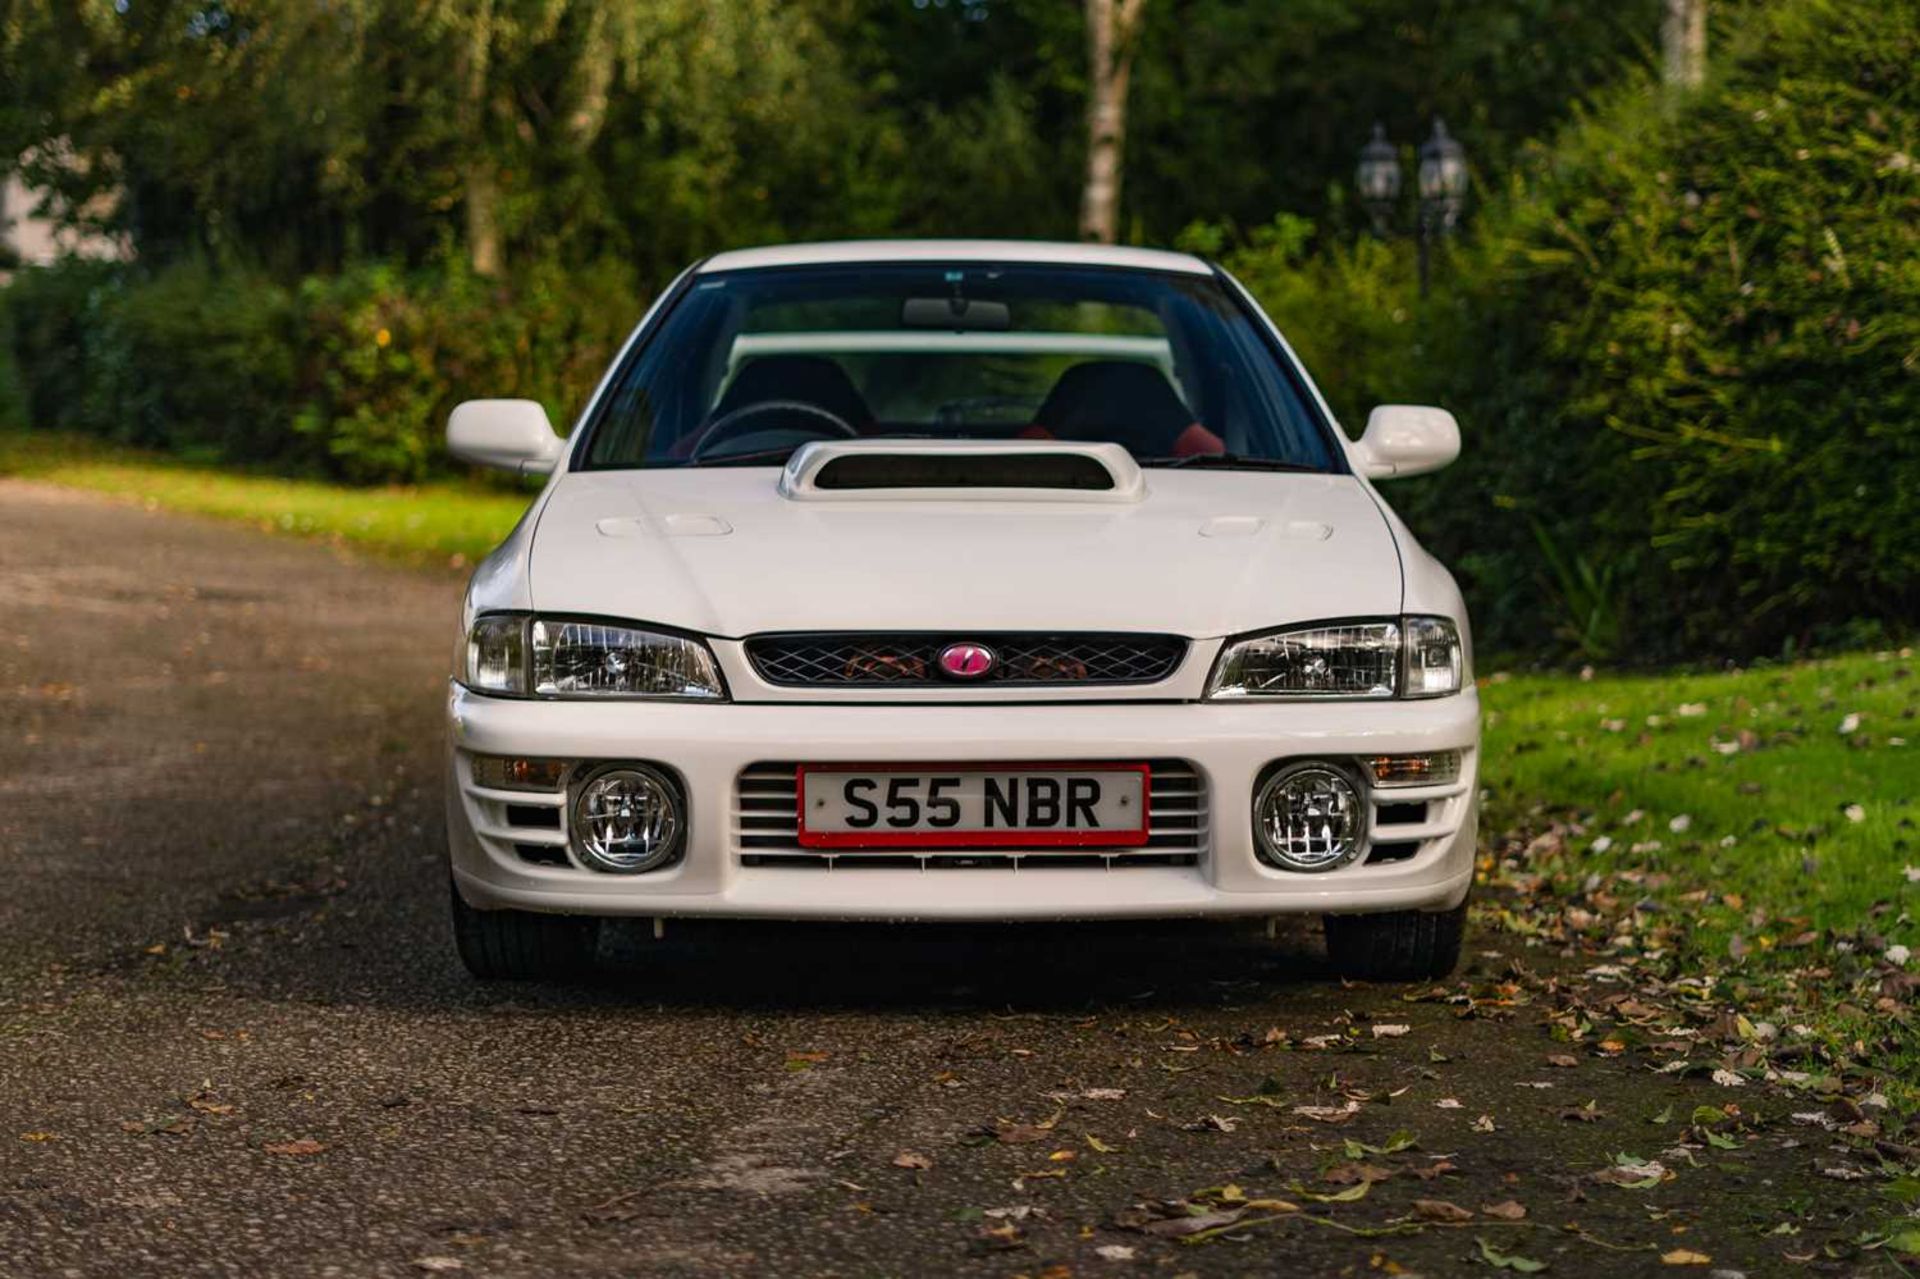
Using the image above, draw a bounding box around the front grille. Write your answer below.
[735,760,1207,868]
[746,633,1187,688]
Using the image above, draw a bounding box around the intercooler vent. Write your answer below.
[812,452,1116,492]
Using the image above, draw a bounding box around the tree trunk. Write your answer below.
[1662,0,1706,91]
[1078,0,1147,244]
[456,0,501,276]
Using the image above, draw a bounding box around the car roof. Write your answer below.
[696,239,1213,277]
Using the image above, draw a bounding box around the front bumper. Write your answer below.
[446,685,1479,921]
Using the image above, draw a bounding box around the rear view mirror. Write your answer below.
[901,297,1011,331]
[447,399,564,475]
[1354,405,1460,479]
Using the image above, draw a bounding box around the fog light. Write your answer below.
[470,755,570,792]
[1254,763,1366,872]
[571,764,684,873]
[1365,751,1461,788]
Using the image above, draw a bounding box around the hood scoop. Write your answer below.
[779,439,1145,504]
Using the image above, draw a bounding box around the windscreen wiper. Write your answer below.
[685,446,802,468]
[1140,453,1324,472]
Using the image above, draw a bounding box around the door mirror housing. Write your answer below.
[447,399,564,475]
[1353,405,1459,479]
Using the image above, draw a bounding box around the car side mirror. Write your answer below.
[1354,405,1460,479]
[447,400,564,475]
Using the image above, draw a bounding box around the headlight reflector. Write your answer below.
[1253,763,1367,872]
[532,619,725,699]
[1206,616,1465,699]
[1209,622,1400,699]
[465,615,528,694]
[1402,616,1464,698]
[571,764,684,873]
[459,615,726,700]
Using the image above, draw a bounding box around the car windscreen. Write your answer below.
[579,263,1344,472]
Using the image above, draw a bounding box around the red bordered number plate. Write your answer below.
[795,763,1152,850]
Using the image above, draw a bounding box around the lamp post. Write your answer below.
[1354,123,1401,238]
[1355,117,1469,297]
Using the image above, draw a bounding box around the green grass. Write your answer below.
[0,431,531,566]
[1482,652,1916,946]
[1479,651,1919,1094]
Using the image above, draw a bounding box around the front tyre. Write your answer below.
[1323,901,1467,981]
[449,880,599,980]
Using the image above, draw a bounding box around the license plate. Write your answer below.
[796,764,1151,849]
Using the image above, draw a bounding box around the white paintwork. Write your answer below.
[447,399,565,475]
[445,241,1478,926]
[1354,405,1461,479]
[699,238,1211,277]
[526,467,1397,638]
[777,439,1145,505]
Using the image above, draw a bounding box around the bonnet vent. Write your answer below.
[780,440,1144,504]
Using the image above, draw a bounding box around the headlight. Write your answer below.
[1206,617,1464,699]
[464,615,528,694]
[459,615,727,700]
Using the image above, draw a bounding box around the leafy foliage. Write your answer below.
[7,256,631,481]
[1429,0,1919,659]
[1220,0,1919,660]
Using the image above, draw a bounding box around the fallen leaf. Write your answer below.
[994,1122,1051,1145]
[1411,1198,1474,1223]
[1292,1101,1361,1123]
[1660,1249,1711,1266]
[1409,1160,1458,1181]
[411,1260,465,1274]
[18,1131,56,1142]
[1545,1054,1579,1069]
[1295,1180,1373,1203]
[1343,1130,1418,1158]
[1477,1238,1549,1272]
[1322,1162,1394,1186]
[1083,1088,1127,1101]
[1372,1024,1411,1038]
[1592,1157,1666,1189]
[1141,1208,1245,1238]
[1086,1135,1120,1154]
[1434,1097,1463,1109]
[1481,1200,1528,1220]
[1094,1244,1137,1261]
[892,1151,933,1171]
[263,1139,326,1156]
[1472,1114,1496,1133]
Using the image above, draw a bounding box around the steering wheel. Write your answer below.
[690,399,859,462]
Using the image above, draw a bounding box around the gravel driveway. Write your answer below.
[0,481,1888,1277]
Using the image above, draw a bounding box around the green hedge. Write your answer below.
[4,258,636,483]
[1223,0,1919,662]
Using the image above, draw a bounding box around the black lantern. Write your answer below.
[1354,123,1402,236]
[1417,118,1469,236]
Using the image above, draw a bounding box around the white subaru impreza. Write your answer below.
[443,240,1477,981]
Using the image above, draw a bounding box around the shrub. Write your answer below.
[1224,0,1920,661]
[3,256,640,483]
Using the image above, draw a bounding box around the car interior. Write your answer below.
[671,353,1224,461]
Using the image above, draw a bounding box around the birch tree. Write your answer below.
[1662,0,1707,90]
[1078,0,1148,244]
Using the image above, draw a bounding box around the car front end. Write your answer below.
[441,241,1478,980]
